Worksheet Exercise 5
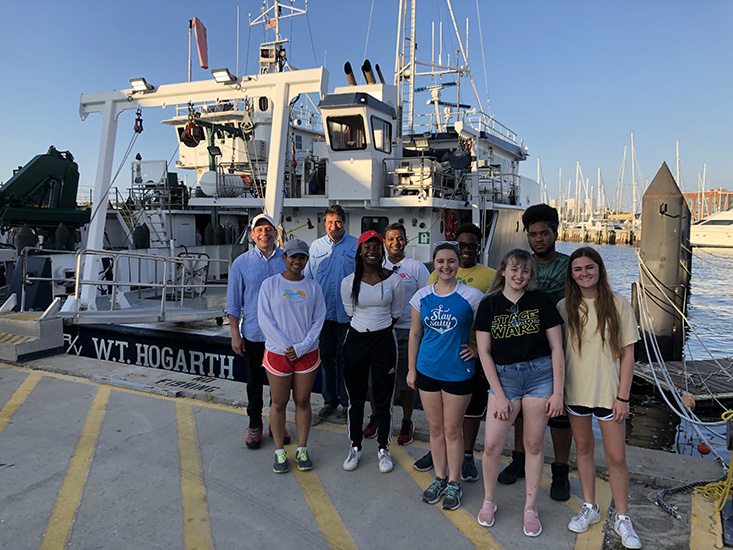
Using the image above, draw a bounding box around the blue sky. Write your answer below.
[1,0,731,210]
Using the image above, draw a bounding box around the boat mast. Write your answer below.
[702,163,707,217]
[597,167,602,217]
[396,0,417,135]
[250,0,307,73]
[631,132,637,216]
[575,162,580,224]
[188,20,192,82]
[558,166,562,218]
[396,0,495,137]
[616,145,626,214]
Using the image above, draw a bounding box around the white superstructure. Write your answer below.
[65,0,535,314]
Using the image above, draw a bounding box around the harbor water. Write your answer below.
[556,242,733,464]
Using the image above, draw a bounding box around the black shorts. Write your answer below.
[565,404,614,421]
[416,371,473,396]
[465,361,489,419]
[548,414,571,429]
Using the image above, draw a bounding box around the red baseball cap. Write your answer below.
[357,230,384,248]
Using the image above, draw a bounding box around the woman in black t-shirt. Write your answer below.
[473,249,565,538]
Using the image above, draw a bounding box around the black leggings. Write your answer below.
[343,327,397,450]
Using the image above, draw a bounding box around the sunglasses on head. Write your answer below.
[508,303,520,327]
[435,241,458,247]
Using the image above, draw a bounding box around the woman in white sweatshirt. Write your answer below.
[258,239,326,474]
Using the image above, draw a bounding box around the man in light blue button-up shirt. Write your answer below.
[305,205,357,423]
[227,213,286,449]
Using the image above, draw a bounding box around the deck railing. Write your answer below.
[408,110,519,145]
[17,247,229,321]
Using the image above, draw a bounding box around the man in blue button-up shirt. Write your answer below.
[227,213,286,449]
[305,205,357,424]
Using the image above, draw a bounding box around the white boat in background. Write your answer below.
[690,208,733,248]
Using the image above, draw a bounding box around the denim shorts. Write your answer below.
[489,355,554,402]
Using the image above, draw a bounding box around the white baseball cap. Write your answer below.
[251,213,276,229]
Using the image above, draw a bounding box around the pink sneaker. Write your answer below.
[477,499,497,527]
[523,508,542,537]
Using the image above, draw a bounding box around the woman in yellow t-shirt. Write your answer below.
[557,247,641,550]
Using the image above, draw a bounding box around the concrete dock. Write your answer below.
[0,354,726,549]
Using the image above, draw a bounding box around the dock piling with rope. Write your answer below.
[633,162,691,362]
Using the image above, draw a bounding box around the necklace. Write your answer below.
[459,265,478,281]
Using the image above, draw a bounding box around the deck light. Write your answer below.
[211,68,237,84]
[207,146,222,157]
[413,137,430,149]
[129,77,154,92]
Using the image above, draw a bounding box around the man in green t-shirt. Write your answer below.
[497,204,573,502]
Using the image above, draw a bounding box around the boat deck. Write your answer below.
[59,286,228,326]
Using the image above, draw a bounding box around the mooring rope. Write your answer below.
[656,477,726,519]
[634,248,733,518]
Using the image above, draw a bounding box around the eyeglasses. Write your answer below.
[434,241,458,247]
[508,303,520,327]
[458,242,479,251]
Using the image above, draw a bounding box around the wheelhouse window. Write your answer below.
[361,215,389,235]
[371,116,392,153]
[326,115,366,151]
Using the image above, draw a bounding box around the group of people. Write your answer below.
[226,204,642,549]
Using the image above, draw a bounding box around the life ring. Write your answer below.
[445,211,458,240]
[181,122,204,148]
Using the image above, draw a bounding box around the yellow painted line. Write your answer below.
[7,335,22,344]
[294,421,364,548]
[293,458,359,549]
[0,371,41,435]
[0,364,248,414]
[176,402,214,550]
[690,492,724,549]
[0,333,14,343]
[41,385,110,550]
[391,446,505,550]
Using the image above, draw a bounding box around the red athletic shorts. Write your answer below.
[263,348,320,377]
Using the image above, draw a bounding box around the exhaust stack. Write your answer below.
[375,64,386,84]
[361,60,376,85]
[344,62,357,86]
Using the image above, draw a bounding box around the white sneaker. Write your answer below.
[614,514,642,549]
[378,448,394,473]
[343,446,361,471]
[568,502,601,533]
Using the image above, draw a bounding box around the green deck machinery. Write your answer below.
[0,146,91,249]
